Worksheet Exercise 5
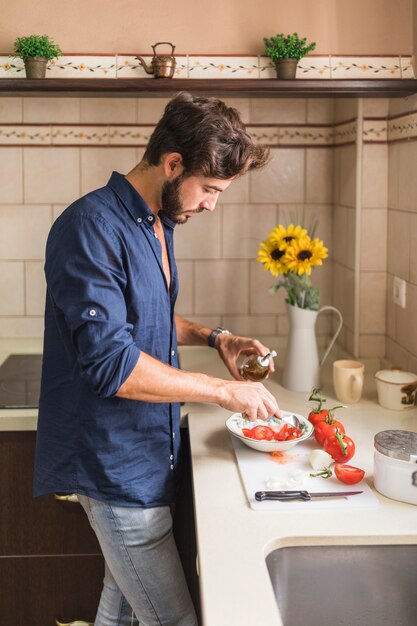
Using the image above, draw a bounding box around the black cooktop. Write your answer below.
[0,354,42,408]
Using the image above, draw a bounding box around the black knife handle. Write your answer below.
[255,490,311,501]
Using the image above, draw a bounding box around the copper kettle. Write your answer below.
[136,42,177,79]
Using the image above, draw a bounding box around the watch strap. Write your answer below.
[208,326,231,348]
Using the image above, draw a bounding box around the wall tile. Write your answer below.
[80,98,136,124]
[0,205,51,260]
[332,263,354,332]
[25,261,46,316]
[362,144,388,208]
[388,143,399,210]
[222,204,277,260]
[339,145,356,208]
[333,205,348,265]
[360,208,387,271]
[48,56,117,78]
[250,99,306,124]
[52,126,109,145]
[0,316,43,339]
[396,282,417,357]
[359,272,386,334]
[333,99,358,123]
[0,147,23,203]
[23,98,80,123]
[188,56,259,79]
[250,149,304,204]
[80,147,137,195]
[175,261,193,315]
[194,260,249,315]
[385,273,396,339]
[0,97,23,123]
[398,140,417,212]
[137,98,170,123]
[387,209,410,280]
[358,334,386,358]
[362,99,390,118]
[385,337,409,370]
[331,57,401,79]
[222,315,277,337]
[410,214,417,286]
[306,99,334,124]
[306,148,333,204]
[174,209,221,260]
[0,261,24,314]
[23,147,80,204]
[249,260,286,315]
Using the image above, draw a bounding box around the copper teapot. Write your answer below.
[136,42,177,79]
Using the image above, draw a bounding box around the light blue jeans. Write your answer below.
[78,495,198,626]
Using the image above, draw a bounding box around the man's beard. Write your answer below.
[159,175,203,224]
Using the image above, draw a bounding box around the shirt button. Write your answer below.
[136,217,142,224]
[147,215,154,222]
[89,309,97,317]
[170,464,174,470]
[170,454,174,460]
[172,432,176,439]
[171,349,175,357]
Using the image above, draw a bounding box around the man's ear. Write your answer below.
[163,152,184,179]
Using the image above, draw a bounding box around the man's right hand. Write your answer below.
[217,380,281,422]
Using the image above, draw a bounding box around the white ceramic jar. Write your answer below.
[374,430,417,505]
[375,369,417,410]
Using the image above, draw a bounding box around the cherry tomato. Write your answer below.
[308,409,329,427]
[273,423,289,441]
[324,433,355,463]
[314,419,345,446]
[334,463,365,484]
[285,427,303,440]
[250,425,275,441]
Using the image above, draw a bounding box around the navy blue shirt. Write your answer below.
[34,172,181,507]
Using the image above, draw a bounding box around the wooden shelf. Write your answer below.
[0,78,416,98]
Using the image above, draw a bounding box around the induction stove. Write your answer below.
[0,354,42,408]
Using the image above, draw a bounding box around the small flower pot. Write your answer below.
[24,57,48,79]
[274,58,299,80]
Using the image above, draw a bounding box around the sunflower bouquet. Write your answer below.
[257,224,328,311]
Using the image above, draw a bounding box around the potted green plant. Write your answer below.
[12,34,62,79]
[263,32,316,79]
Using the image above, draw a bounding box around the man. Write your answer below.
[34,92,280,626]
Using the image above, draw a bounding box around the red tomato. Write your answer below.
[334,463,365,484]
[324,433,355,463]
[274,423,289,441]
[285,427,303,440]
[242,428,255,439]
[250,425,275,441]
[314,419,345,446]
[308,409,329,427]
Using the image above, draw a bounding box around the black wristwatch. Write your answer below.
[208,326,232,348]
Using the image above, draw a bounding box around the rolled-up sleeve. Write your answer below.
[45,209,140,397]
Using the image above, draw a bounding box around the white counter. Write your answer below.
[179,347,417,626]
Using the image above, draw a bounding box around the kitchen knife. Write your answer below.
[255,490,363,501]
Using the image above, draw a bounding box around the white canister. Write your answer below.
[374,430,417,505]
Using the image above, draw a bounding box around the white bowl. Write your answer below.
[375,369,417,411]
[226,411,313,453]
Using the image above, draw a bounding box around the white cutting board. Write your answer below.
[230,435,379,511]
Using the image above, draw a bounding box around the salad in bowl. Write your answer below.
[226,411,313,452]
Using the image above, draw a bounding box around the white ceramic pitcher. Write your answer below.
[282,302,343,393]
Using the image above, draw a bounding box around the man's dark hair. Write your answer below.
[143,92,269,179]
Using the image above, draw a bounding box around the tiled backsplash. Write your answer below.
[0,93,417,373]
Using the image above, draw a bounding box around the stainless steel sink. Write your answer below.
[266,544,417,626]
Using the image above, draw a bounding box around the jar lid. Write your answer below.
[374,430,417,461]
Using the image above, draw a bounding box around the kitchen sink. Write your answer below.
[266,544,417,626]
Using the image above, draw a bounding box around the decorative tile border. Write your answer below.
[388,111,417,142]
[0,54,414,79]
[1,111,417,147]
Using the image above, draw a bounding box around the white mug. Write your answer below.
[333,360,365,403]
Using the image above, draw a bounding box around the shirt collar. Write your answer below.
[107,171,176,230]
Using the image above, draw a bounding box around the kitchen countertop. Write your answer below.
[2,339,417,626]
[179,347,417,626]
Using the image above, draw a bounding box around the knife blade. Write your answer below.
[255,490,363,501]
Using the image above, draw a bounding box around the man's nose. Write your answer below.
[200,196,218,212]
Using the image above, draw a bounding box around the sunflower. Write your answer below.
[257,238,288,276]
[284,236,328,276]
[257,224,308,276]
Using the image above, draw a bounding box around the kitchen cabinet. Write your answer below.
[0,77,416,98]
[0,431,103,626]
[0,427,200,626]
